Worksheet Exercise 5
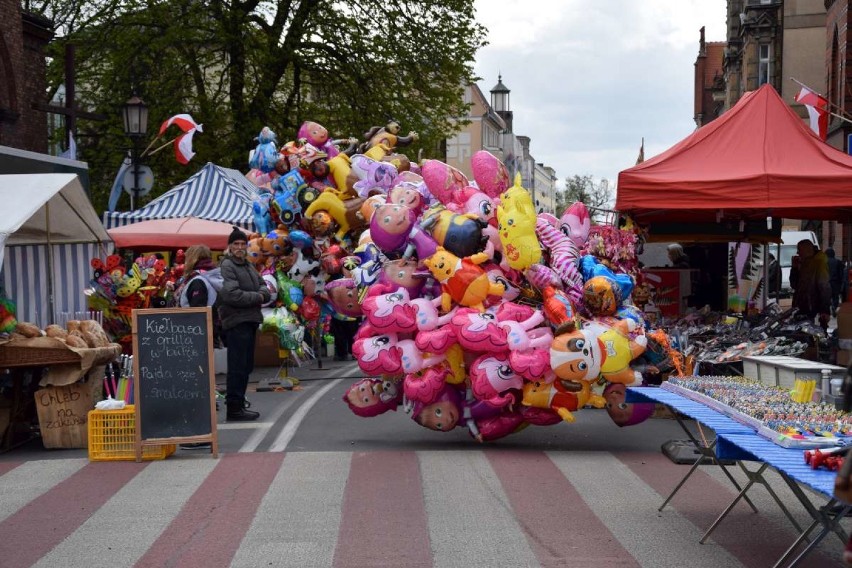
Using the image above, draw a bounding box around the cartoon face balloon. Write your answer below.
[550,320,647,386]
[326,278,363,317]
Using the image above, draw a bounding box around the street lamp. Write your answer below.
[121,95,148,210]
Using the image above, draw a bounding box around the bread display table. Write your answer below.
[0,337,121,450]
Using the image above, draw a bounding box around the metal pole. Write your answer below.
[131,139,140,211]
[45,201,55,324]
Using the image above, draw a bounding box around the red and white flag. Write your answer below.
[174,129,198,165]
[794,87,828,140]
[159,113,203,164]
[158,113,202,136]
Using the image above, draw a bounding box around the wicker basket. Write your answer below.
[0,343,80,369]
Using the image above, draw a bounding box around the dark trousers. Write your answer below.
[330,317,358,359]
[224,322,257,407]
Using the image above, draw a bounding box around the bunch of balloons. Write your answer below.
[328,149,658,442]
[242,119,421,357]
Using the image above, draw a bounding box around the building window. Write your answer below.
[758,43,771,86]
[483,124,499,148]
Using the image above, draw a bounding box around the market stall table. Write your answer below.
[627,386,849,568]
[0,336,121,451]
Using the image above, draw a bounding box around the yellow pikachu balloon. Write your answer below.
[496,173,541,270]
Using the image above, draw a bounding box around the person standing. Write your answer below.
[667,243,690,268]
[826,248,844,316]
[767,253,782,297]
[176,245,225,448]
[218,227,271,421]
[790,239,831,328]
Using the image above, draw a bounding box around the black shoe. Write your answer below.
[227,407,260,421]
[180,442,212,450]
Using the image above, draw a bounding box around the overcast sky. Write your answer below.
[472,0,727,192]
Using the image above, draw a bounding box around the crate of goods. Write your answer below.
[741,355,846,389]
[87,405,175,461]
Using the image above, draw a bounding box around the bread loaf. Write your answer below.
[15,322,42,338]
[45,324,68,339]
[66,320,82,333]
[65,335,88,348]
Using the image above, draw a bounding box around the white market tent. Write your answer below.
[102,162,259,231]
[0,173,111,327]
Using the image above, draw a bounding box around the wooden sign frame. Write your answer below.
[132,307,219,461]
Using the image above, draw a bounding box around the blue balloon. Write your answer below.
[579,254,634,299]
[288,230,314,249]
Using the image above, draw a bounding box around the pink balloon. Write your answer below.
[361,289,418,334]
[471,150,510,198]
[469,354,522,409]
[421,159,469,205]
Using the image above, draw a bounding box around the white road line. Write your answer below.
[269,379,342,452]
[238,394,305,453]
[219,422,274,430]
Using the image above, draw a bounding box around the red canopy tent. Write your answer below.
[616,84,852,229]
[107,217,234,249]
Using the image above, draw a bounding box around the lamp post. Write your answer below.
[121,95,148,210]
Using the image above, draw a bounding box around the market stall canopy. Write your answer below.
[0,173,109,265]
[107,216,235,249]
[0,173,111,327]
[102,162,258,231]
[616,84,852,226]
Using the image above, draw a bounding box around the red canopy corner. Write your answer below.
[616,84,852,224]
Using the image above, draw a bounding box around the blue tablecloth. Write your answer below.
[627,386,839,499]
[718,433,838,498]
[626,387,754,434]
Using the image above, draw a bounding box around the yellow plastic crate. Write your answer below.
[87,405,175,462]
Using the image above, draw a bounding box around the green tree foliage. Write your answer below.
[28,0,487,212]
[555,174,613,221]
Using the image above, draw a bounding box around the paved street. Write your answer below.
[0,356,849,567]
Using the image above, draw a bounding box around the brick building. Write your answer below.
[0,0,53,152]
[693,27,726,127]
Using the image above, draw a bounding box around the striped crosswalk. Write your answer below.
[0,450,846,567]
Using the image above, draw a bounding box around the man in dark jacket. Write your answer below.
[219,227,271,421]
[826,248,845,316]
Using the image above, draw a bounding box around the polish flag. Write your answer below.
[158,113,203,136]
[174,129,198,165]
[794,87,828,140]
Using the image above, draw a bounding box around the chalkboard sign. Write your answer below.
[132,307,218,459]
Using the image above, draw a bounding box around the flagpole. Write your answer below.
[789,76,852,124]
[139,134,163,158]
[145,135,181,157]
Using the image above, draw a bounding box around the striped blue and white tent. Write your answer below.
[1,174,112,328]
[103,162,260,231]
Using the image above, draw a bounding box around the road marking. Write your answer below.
[218,422,274,430]
[269,379,342,452]
[238,393,305,453]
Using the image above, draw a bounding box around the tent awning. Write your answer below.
[0,173,110,247]
[102,162,258,231]
[616,84,852,224]
[107,217,234,249]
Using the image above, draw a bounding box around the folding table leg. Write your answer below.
[780,502,852,568]
[700,463,784,543]
[660,413,758,513]
[770,474,852,568]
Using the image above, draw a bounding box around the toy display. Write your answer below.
[665,375,852,448]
